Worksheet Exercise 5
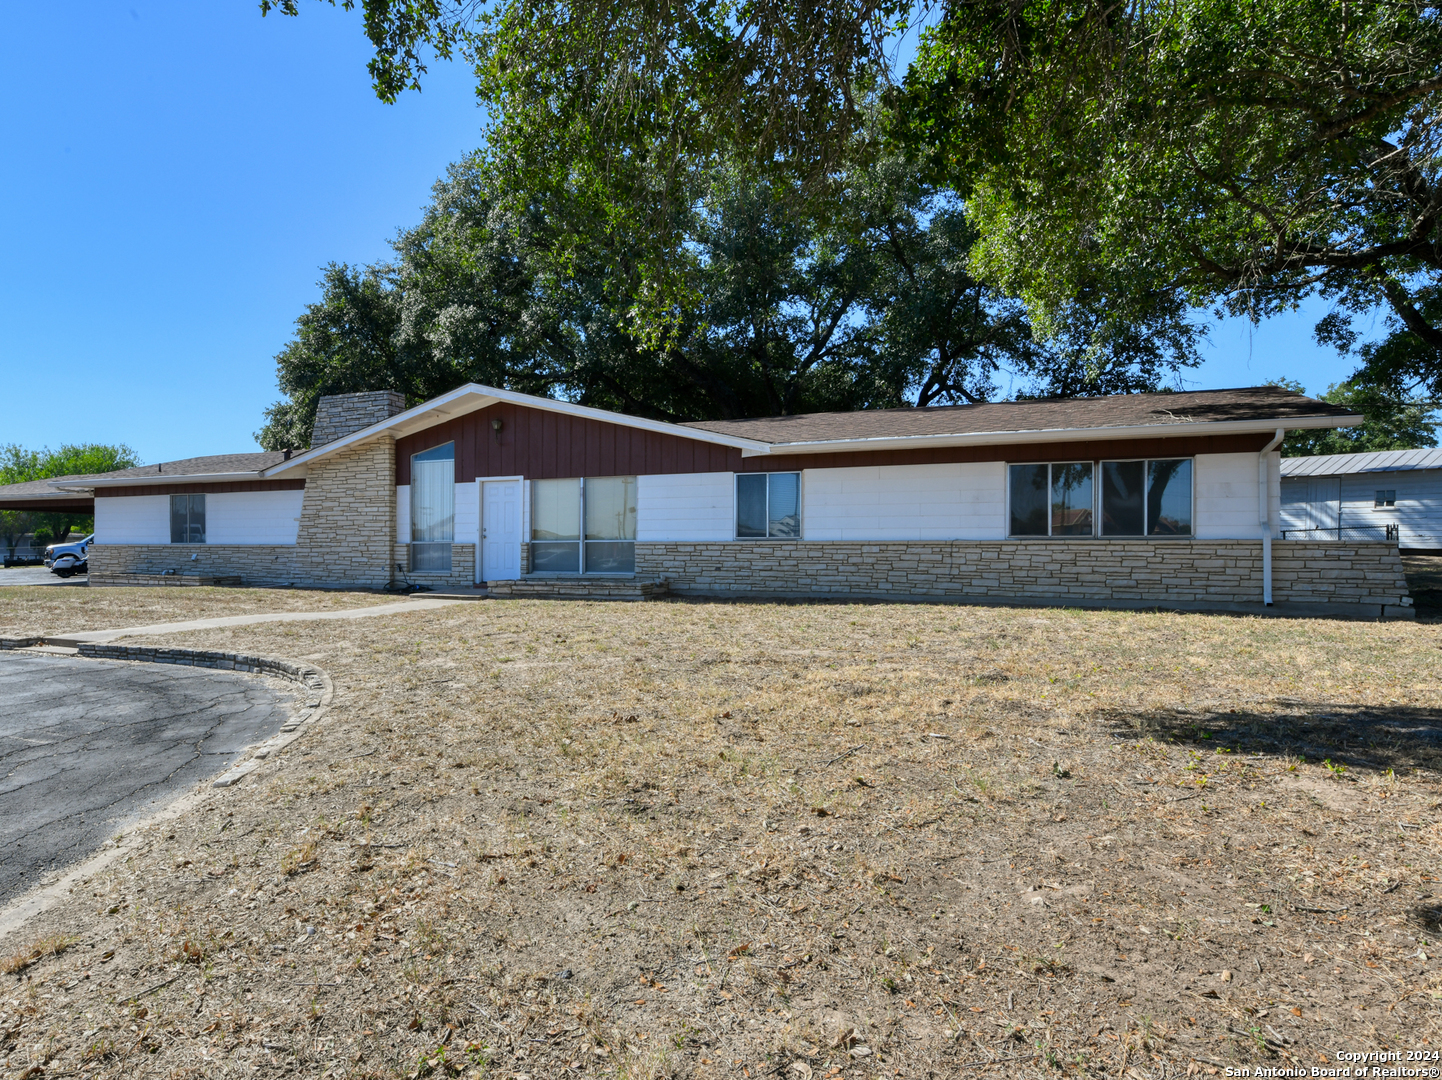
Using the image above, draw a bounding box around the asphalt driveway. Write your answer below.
[0,653,294,905]
[0,566,85,587]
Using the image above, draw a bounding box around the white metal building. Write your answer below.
[1280,448,1442,551]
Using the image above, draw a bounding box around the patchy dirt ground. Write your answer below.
[1,596,1440,1080]
[1404,555,1442,616]
[0,585,394,638]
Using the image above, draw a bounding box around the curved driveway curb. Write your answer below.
[0,645,335,944]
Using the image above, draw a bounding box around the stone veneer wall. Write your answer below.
[292,438,397,588]
[89,544,302,586]
[393,543,476,588]
[309,390,406,448]
[634,540,1410,608]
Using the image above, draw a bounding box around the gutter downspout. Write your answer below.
[1259,428,1286,605]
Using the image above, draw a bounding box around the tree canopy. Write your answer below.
[258,150,1199,447]
[0,443,141,549]
[899,0,1442,383]
[1273,379,1438,457]
[265,0,1442,412]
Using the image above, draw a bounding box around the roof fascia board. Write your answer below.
[263,384,772,476]
[52,472,271,490]
[740,414,1362,457]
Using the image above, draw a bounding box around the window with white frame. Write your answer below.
[530,477,637,573]
[1008,458,1192,537]
[410,442,455,571]
[1375,489,1397,508]
[170,494,206,544]
[735,473,800,538]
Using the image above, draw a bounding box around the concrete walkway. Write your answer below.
[47,596,467,646]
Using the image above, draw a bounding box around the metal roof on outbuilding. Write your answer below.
[1281,448,1442,477]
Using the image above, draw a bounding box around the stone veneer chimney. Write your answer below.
[309,390,407,448]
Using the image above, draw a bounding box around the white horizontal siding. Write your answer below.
[1341,468,1442,548]
[206,490,304,545]
[454,481,479,545]
[1194,452,1272,539]
[396,485,411,543]
[95,495,170,544]
[637,472,734,541]
[804,462,1006,541]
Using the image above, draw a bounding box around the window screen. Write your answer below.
[735,473,801,538]
[169,494,205,544]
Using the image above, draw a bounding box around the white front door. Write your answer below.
[481,481,522,581]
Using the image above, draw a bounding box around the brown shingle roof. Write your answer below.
[0,454,288,500]
[91,452,289,480]
[681,387,1354,445]
[0,475,91,498]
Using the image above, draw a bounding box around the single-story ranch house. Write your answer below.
[0,385,1415,616]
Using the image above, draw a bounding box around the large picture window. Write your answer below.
[410,442,455,572]
[735,473,800,538]
[1008,463,1094,537]
[530,477,637,574]
[1101,459,1193,536]
[1010,458,1193,538]
[170,494,205,544]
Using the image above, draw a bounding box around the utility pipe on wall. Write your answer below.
[1259,427,1286,604]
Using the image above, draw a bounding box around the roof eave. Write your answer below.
[263,384,773,476]
[51,471,271,490]
[742,414,1362,457]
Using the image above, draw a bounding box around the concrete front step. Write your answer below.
[89,572,244,588]
[484,576,669,601]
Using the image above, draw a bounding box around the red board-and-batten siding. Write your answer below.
[393,402,1277,486]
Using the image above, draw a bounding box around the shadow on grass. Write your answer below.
[1105,702,1442,775]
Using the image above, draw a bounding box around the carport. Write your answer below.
[0,477,96,566]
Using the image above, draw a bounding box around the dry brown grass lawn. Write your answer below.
[2,596,1440,1080]
[0,583,389,638]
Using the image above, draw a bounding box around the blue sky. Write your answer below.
[0,3,1369,466]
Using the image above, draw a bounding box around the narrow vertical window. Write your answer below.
[1101,461,1145,535]
[1146,459,1192,535]
[583,476,637,573]
[410,442,454,571]
[169,494,205,544]
[530,478,581,573]
[766,473,800,537]
[735,473,801,538]
[735,474,768,537]
[1051,463,1094,536]
[1008,464,1049,536]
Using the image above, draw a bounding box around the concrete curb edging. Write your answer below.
[69,643,334,788]
[0,645,335,944]
[0,637,45,650]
